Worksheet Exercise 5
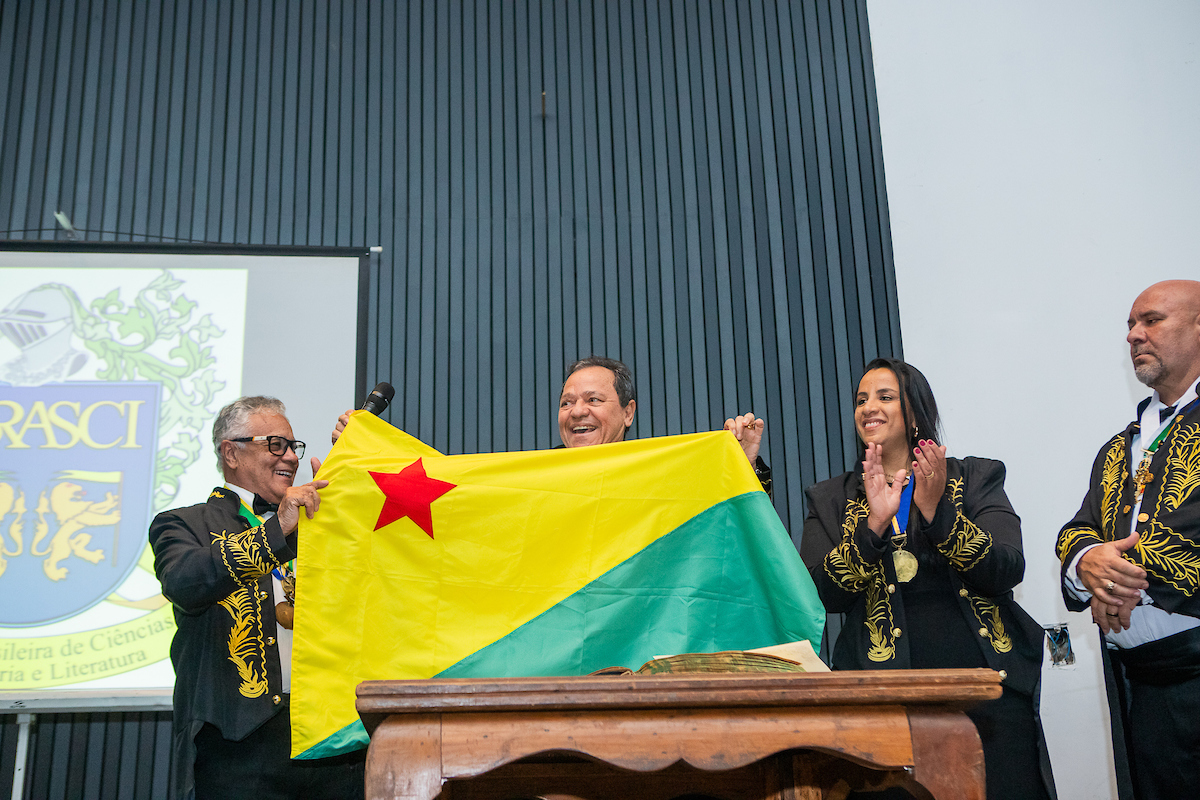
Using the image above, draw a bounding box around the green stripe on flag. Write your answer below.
[294,491,823,760]
[441,491,823,678]
[294,719,369,760]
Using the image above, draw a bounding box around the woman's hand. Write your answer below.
[911,439,947,522]
[863,442,907,536]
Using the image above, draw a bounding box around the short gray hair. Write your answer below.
[564,356,636,407]
[212,396,287,472]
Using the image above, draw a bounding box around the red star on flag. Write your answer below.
[369,459,457,538]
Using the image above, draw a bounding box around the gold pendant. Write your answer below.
[1134,452,1153,500]
[275,601,295,630]
[1134,467,1152,499]
[893,548,918,583]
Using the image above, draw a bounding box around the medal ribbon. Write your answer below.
[889,480,918,583]
[1147,395,1200,450]
[893,479,914,534]
[235,499,295,579]
[1145,414,1178,453]
[236,498,264,529]
[1136,396,1200,499]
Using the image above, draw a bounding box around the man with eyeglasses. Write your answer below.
[149,396,363,800]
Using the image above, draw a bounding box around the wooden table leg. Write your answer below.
[769,752,824,800]
[366,714,443,800]
[905,708,986,800]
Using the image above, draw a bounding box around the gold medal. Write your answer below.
[893,548,918,583]
[889,517,918,582]
[275,601,295,630]
[275,563,297,629]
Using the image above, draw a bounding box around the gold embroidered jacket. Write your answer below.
[149,486,296,800]
[802,457,1045,695]
[1057,399,1200,616]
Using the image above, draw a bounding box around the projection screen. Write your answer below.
[0,243,368,707]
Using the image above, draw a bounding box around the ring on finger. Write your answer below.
[1105,612,1119,617]
[1105,580,1116,592]
[923,471,934,479]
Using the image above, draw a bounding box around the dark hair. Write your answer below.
[564,356,636,407]
[856,357,942,454]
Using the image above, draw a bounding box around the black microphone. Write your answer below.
[361,382,395,416]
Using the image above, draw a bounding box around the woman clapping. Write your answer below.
[801,358,1055,800]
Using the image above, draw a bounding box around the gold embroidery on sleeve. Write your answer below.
[823,498,875,592]
[1057,527,1104,561]
[1135,521,1200,595]
[936,478,991,571]
[1100,435,1126,539]
[1059,435,1127,562]
[947,476,964,508]
[940,474,1011,654]
[939,512,991,570]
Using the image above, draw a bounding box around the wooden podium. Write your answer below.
[357,669,999,800]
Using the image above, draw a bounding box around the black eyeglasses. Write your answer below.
[230,435,306,458]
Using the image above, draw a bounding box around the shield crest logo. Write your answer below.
[0,383,160,625]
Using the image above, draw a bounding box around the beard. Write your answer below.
[1133,354,1164,387]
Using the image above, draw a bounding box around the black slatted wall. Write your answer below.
[0,0,899,795]
[0,712,171,800]
[0,714,18,795]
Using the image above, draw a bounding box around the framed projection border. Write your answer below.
[0,242,370,710]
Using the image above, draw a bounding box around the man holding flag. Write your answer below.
[150,396,363,800]
[335,355,774,486]
[557,356,774,493]
[296,358,824,761]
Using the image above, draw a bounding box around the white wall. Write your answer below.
[865,3,1200,798]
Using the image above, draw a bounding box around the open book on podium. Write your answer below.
[591,640,830,677]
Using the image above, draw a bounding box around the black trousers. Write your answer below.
[193,701,364,800]
[1110,626,1200,800]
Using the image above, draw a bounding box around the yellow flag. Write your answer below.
[291,411,824,757]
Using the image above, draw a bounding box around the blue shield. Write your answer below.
[0,382,160,625]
